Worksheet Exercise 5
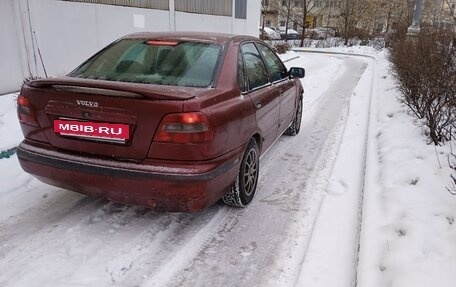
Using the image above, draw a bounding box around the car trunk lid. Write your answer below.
[23,78,205,161]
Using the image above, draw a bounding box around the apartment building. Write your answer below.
[261,0,327,30]
[439,0,456,29]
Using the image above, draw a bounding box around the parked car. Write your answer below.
[319,27,337,37]
[259,27,281,40]
[278,27,301,40]
[17,32,305,212]
[306,27,336,39]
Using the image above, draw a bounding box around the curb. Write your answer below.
[289,48,378,285]
[282,55,301,63]
[291,47,378,60]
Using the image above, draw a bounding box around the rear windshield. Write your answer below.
[69,39,222,88]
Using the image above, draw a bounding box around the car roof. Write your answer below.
[122,31,257,45]
[278,27,298,32]
[285,29,299,33]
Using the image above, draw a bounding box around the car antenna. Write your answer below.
[33,31,48,78]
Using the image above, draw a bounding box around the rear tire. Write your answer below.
[284,97,302,136]
[222,139,259,207]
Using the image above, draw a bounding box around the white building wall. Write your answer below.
[25,0,172,78]
[0,0,260,94]
[233,0,262,36]
[175,12,234,33]
[0,0,28,94]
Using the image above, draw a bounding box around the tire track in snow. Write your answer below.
[144,56,369,287]
[0,54,370,287]
[0,188,233,287]
[292,49,376,287]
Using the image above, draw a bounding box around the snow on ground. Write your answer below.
[291,47,456,287]
[357,50,456,287]
[295,49,374,287]
[0,93,22,152]
[0,47,455,287]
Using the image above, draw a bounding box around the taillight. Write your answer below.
[17,95,39,126]
[154,112,213,144]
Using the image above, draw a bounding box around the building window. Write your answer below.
[175,0,233,16]
[62,0,169,10]
[235,0,247,19]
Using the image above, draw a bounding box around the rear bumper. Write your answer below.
[17,141,242,212]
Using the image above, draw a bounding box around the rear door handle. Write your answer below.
[255,102,262,109]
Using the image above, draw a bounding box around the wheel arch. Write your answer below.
[251,133,262,153]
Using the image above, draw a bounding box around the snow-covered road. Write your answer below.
[0,53,372,287]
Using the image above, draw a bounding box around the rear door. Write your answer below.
[239,42,280,151]
[256,43,297,134]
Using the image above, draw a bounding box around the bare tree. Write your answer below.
[445,0,456,46]
[420,0,456,31]
[338,0,371,45]
[445,0,456,23]
[383,0,410,32]
[293,0,326,47]
[422,0,443,27]
[279,0,299,41]
[388,0,415,35]
[261,0,281,39]
[333,0,411,42]
[364,0,407,33]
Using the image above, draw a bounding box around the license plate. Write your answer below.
[54,119,130,143]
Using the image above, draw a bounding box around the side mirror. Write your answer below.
[289,67,305,78]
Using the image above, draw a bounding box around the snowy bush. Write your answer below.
[264,37,385,50]
[389,30,456,145]
[272,42,292,54]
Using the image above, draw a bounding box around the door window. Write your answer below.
[240,43,270,90]
[256,44,288,82]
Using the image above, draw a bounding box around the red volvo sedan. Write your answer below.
[16,32,305,212]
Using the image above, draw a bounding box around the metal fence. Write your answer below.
[63,0,239,16]
[174,0,232,16]
[62,0,169,10]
